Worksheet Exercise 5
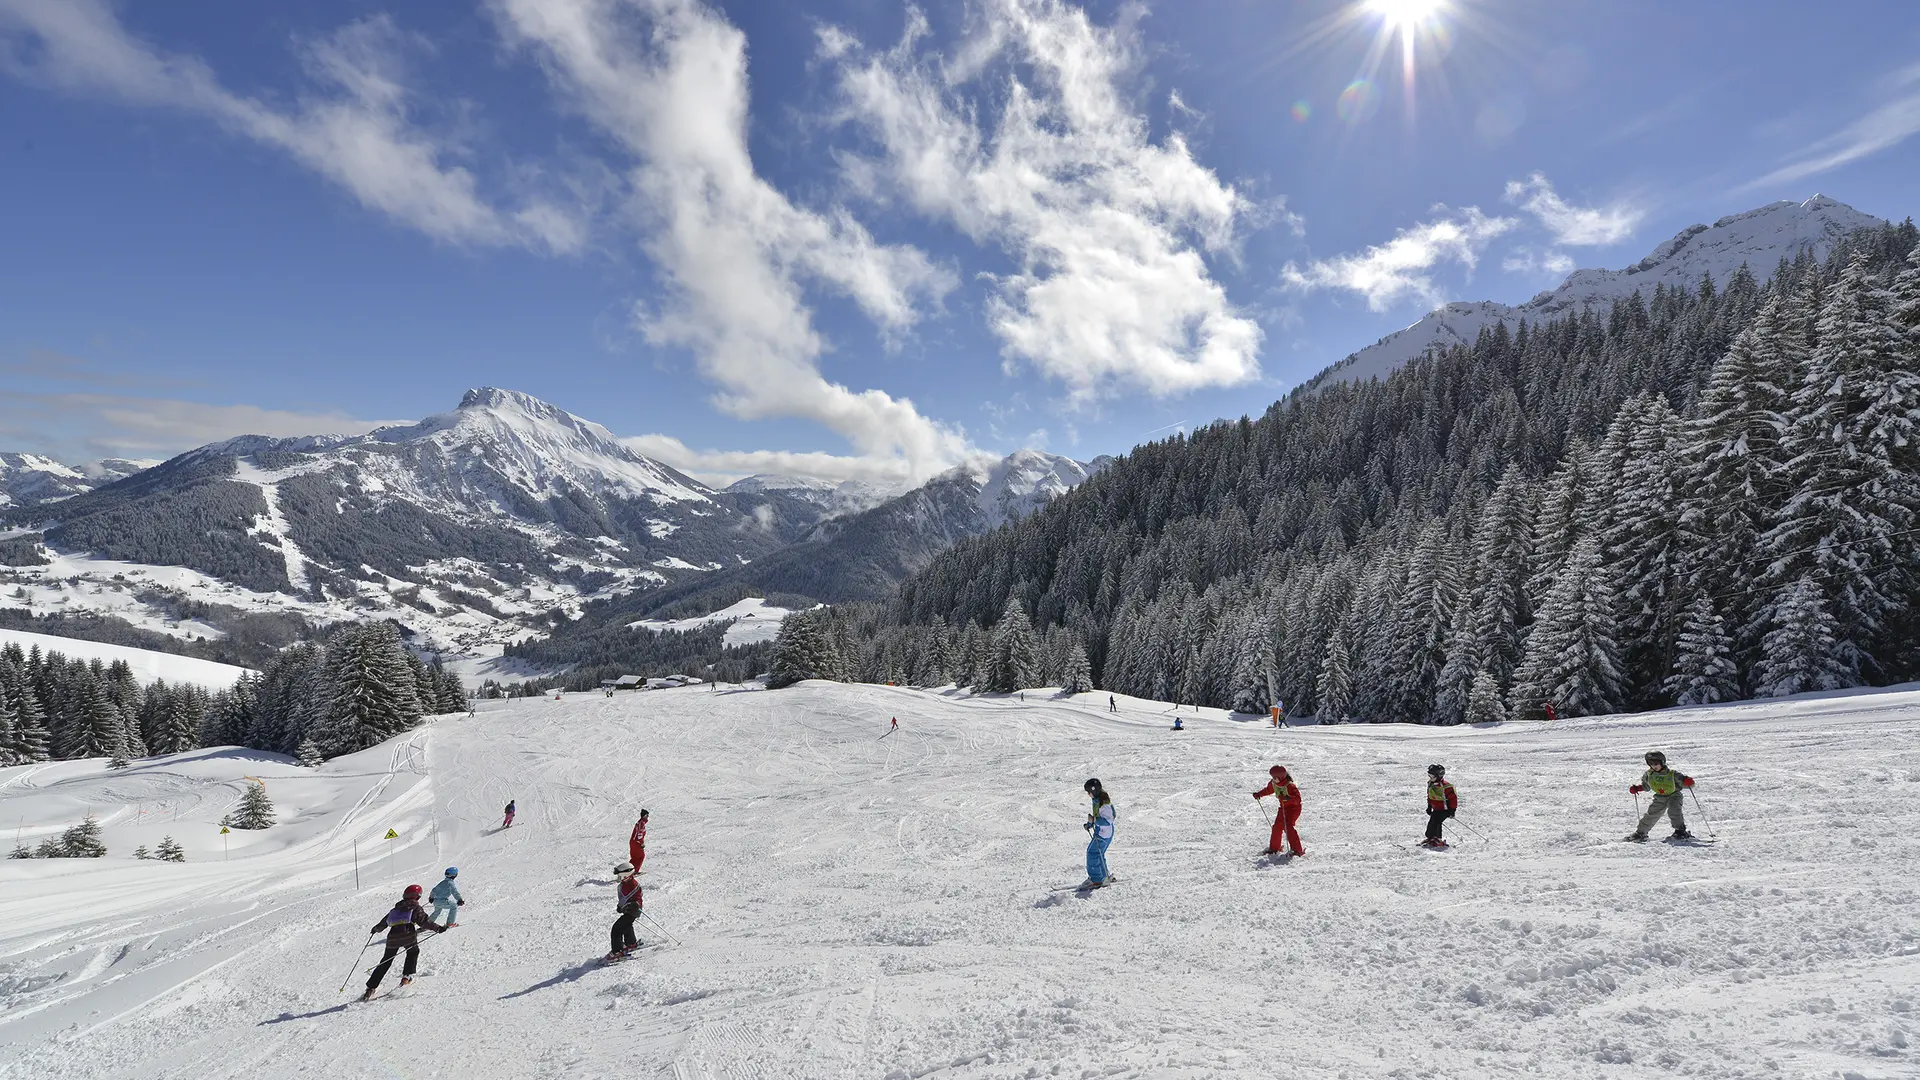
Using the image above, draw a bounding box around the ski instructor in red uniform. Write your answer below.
[1252,765,1304,857]
[629,809,649,871]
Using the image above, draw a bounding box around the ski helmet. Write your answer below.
[1269,765,1285,777]
[640,809,649,818]
[1083,778,1101,793]
[615,861,634,875]
[403,884,424,899]
[444,867,458,877]
[1645,750,1667,766]
[1428,764,1445,777]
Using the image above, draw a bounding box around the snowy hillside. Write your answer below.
[626,596,798,646]
[0,454,152,510]
[4,682,1916,1078]
[0,628,249,690]
[725,474,891,517]
[1312,194,1888,388]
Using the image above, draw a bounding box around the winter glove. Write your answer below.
[1445,809,1456,820]
[1629,785,1643,794]
[457,899,465,906]
[1084,822,1093,832]
[1681,777,1694,788]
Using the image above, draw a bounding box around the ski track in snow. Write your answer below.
[231,460,312,594]
[2,686,1919,1078]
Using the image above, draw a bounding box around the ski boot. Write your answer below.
[1670,830,1694,840]
[359,987,376,1002]
[1625,832,1648,842]
[397,977,412,989]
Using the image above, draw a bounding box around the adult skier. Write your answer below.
[429,867,464,924]
[607,861,644,961]
[1108,695,1117,713]
[1422,765,1458,848]
[502,800,516,829]
[628,809,650,871]
[1081,778,1116,888]
[1252,765,1304,857]
[360,884,452,1000]
[1628,750,1695,841]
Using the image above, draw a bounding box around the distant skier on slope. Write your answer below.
[1421,765,1457,849]
[891,717,898,732]
[1252,765,1304,857]
[361,884,453,1000]
[628,809,649,871]
[1171,717,1185,731]
[502,800,516,829]
[429,867,464,925]
[1081,778,1116,888]
[1627,750,1695,841]
[607,861,644,962]
[1109,695,1117,713]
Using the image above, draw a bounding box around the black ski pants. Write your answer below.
[367,942,420,989]
[611,904,639,953]
[1424,809,1451,842]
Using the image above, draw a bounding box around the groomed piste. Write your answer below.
[2,681,1916,1078]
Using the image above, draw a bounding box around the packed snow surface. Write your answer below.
[3,684,1917,1078]
[627,596,795,646]
[0,628,249,690]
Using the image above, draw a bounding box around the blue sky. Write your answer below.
[2,0,1917,486]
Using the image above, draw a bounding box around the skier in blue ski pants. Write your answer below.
[1083,778,1116,884]
[429,868,463,925]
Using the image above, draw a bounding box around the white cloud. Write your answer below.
[491,0,967,485]
[0,390,394,462]
[622,433,928,491]
[0,0,580,252]
[1502,172,1641,247]
[1745,64,1920,190]
[825,0,1263,403]
[1502,246,1575,277]
[1281,208,1516,312]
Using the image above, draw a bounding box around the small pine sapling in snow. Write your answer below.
[133,845,151,860]
[156,836,185,862]
[296,739,324,769]
[7,842,30,859]
[229,781,276,830]
[34,837,62,858]
[60,815,106,858]
[107,754,129,770]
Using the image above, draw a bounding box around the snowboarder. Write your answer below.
[502,800,516,829]
[1171,716,1185,731]
[1422,765,1457,848]
[1252,765,1304,856]
[1627,750,1695,841]
[360,884,452,1000]
[1082,778,1116,888]
[628,809,649,872]
[608,861,643,961]
[429,867,465,924]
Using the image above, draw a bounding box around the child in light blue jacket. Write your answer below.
[429,867,464,925]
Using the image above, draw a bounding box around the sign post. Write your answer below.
[219,825,230,862]
[384,828,399,876]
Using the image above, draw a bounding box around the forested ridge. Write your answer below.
[778,221,1920,722]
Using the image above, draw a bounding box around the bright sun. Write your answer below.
[1365,0,1446,32]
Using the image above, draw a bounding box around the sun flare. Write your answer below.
[1365,0,1447,32]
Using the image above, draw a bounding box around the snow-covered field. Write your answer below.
[3,684,1917,1078]
[628,596,796,646]
[0,628,250,690]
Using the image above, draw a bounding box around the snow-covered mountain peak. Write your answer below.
[726,474,891,516]
[938,449,1101,528]
[1311,194,1890,390]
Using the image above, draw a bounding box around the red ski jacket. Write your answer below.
[617,874,643,913]
[630,819,648,847]
[1253,774,1301,809]
[1426,780,1458,812]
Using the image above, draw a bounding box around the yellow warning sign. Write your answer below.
[384,828,400,839]
[219,826,230,834]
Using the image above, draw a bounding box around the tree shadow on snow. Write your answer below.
[261,1003,352,1024]
[500,960,603,1000]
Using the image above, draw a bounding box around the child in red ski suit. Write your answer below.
[1423,764,1458,847]
[628,810,649,871]
[1252,765,1304,856]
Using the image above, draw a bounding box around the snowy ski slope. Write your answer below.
[0,628,250,690]
[2,684,1916,1078]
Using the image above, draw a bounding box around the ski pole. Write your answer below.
[1631,790,1641,820]
[1688,787,1718,838]
[641,910,680,946]
[338,935,380,993]
[1450,814,1490,843]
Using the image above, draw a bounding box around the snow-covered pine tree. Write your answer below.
[134,844,151,859]
[229,781,276,829]
[1508,534,1625,720]
[1665,593,1741,706]
[8,842,30,859]
[1228,614,1276,714]
[767,609,841,688]
[296,738,324,768]
[60,815,106,857]
[1464,669,1507,725]
[156,835,185,862]
[987,598,1038,693]
[106,753,129,769]
[68,673,127,760]
[1753,574,1850,697]
[1315,627,1354,723]
[1388,519,1459,719]
[315,624,421,756]
[1467,464,1535,687]
[1604,394,1692,707]
[34,837,60,858]
[1060,639,1094,695]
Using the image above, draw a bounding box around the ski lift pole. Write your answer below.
[1688,787,1718,838]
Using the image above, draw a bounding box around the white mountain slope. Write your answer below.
[0,628,250,691]
[0,454,154,510]
[2,682,1915,1078]
[1312,194,1889,389]
[724,473,891,517]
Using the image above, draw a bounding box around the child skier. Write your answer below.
[360,884,452,1000]
[1252,765,1304,857]
[607,861,644,961]
[628,809,649,872]
[1422,765,1457,848]
[502,800,516,829]
[1081,778,1116,888]
[1628,750,1695,840]
[429,867,464,925]
[1171,717,1185,731]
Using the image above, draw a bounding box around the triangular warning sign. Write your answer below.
[384,828,400,839]
[219,826,230,834]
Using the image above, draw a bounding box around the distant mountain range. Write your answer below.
[0,388,1096,669]
[1308,195,1888,390]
